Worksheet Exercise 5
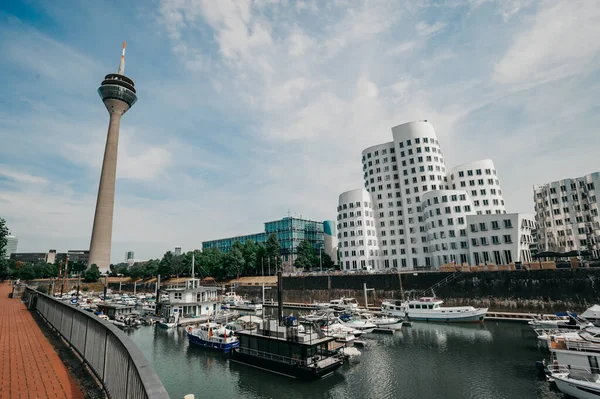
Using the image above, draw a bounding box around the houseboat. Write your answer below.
[381,297,487,323]
[158,277,220,323]
[230,317,344,380]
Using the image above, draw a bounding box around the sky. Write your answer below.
[1,0,599,263]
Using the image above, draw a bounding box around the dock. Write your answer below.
[484,311,545,322]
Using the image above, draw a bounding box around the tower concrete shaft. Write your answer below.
[87,100,129,271]
[88,42,137,272]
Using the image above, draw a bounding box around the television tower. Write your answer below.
[87,42,138,272]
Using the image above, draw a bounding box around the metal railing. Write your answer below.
[22,287,170,399]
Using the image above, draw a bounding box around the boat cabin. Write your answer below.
[235,319,339,367]
[97,304,135,320]
[160,278,219,318]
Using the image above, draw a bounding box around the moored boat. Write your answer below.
[230,316,344,380]
[381,297,487,323]
[553,368,600,399]
[186,322,239,353]
[582,305,600,327]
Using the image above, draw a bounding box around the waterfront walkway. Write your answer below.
[0,282,84,399]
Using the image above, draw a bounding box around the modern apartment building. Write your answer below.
[202,216,325,262]
[533,172,599,258]
[4,235,18,259]
[337,120,534,270]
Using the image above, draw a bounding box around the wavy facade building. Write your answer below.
[533,172,600,258]
[337,120,534,270]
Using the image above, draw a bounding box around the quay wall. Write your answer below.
[236,269,600,313]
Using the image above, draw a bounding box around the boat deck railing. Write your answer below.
[236,347,343,368]
[551,364,600,382]
[22,287,169,399]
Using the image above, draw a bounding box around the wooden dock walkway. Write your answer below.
[0,282,84,399]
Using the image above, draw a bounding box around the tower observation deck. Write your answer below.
[88,42,138,272]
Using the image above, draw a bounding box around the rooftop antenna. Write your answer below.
[117,41,126,75]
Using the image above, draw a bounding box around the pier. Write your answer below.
[0,282,84,399]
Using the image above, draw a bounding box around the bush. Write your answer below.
[83,264,101,282]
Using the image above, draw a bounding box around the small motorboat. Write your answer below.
[338,314,377,333]
[357,312,403,330]
[186,322,239,353]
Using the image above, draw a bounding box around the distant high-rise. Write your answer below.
[88,42,138,273]
[125,251,135,261]
[174,247,182,256]
[4,235,18,259]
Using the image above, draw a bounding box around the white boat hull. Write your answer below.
[383,307,487,323]
[375,321,403,330]
[554,375,600,399]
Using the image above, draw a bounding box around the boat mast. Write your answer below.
[397,271,405,301]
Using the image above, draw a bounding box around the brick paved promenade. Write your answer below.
[0,282,84,399]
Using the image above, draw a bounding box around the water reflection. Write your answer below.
[125,322,563,399]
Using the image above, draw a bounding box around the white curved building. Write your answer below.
[422,190,475,267]
[450,159,506,215]
[338,120,532,270]
[337,189,380,270]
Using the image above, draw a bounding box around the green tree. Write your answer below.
[242,240,257,276]
[171,254,187,278]
[321,252,335,270]
[198,248,226,279]
[143,259,159,279]
[255,243,267,275]
[294,240,318,270]
[19,264,36,280]
[157,251,174,278]
[83,264,101,282]
[70,261,87,274]
[227,242,245,278]
[266,233,282,272]
[0,218,9,280]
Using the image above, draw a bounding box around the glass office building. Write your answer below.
[202,217,325,260]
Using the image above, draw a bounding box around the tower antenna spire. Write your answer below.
[118,41,126,75]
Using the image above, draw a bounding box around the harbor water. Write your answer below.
[123,319,565,399]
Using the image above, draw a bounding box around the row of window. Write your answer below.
[338,211,373,220]
[470,219,513,232]
[471,235,513,246]
[453,168,497,178]
[538,196,597,208]
[454,179,500,188]
[364,147,396,160]
[363,155,397,168]
[536,181,595,198]
[400,155,444,168]
[338,201,371,211]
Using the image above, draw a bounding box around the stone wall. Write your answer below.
[236,269,600,313]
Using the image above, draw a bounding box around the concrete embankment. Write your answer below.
[236,269,600,313]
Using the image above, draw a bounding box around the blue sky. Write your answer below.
[1,0,599,262]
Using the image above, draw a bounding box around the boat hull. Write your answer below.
[554,375,600,399]
[187,332,239,353]
[230,350,343,380]
[375,321,403,330]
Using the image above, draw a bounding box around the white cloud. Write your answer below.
[0,167,49,185]
[387,41,417,55]
[416,21,447,36]
[494,1,600,85]
[288,31,314,57]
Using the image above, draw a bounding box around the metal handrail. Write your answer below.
[22,287,170,399]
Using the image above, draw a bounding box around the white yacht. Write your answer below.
[329,297,359,311]
[543,327,600,373]
[381,297,487,323]
[528,312,594,330]
[553,367,600,399]
[357,312,403,330]
[338,314,376,333]
[582,305,600,327]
